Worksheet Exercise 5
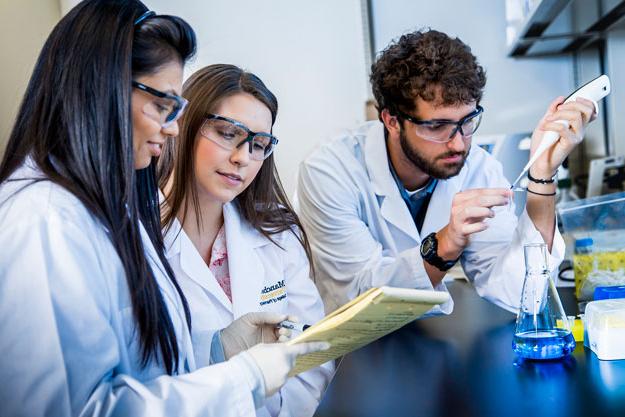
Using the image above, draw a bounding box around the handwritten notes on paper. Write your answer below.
[287,286,449,376]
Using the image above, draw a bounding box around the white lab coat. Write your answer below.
[163,202,334,417]
[0,160,261,417]
[296,121,565,314]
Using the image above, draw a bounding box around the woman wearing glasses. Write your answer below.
[0,2,326,417]
[158,64,334,417]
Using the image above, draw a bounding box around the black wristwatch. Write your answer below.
[420,232,459,272]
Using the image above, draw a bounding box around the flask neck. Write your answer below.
[523,243,549,273]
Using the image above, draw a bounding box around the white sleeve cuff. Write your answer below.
[401,247,454,315]
[230,351,266,409]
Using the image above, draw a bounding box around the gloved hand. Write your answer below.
[246,341,331,397]
[221,312,297,359]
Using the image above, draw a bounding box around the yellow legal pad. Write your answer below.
[287,286,450,376]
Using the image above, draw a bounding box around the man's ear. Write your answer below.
[381,109,401,136]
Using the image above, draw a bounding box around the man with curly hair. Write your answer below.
[296,29,596,314]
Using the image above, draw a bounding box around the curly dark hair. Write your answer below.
[370,29,486,120]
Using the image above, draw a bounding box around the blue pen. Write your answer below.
[277,320,310,332]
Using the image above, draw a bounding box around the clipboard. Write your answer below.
[287,286,450,376]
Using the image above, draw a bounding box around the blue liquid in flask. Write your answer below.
[513,243,576,360]
[512,329,576,360]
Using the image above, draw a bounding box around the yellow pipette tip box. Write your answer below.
[557,318,584,342]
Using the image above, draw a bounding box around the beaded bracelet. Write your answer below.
[528,169,556,184]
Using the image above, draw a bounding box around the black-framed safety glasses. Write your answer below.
[200,114,279,161]
[132,81,188,128]
[397,105,484,143]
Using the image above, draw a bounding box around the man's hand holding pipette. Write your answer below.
[528,96,596,181]
[511,74,608,188]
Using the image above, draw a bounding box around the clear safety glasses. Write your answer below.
[200,114,279,161]
[398,105,484,143]
[132,81,188,128]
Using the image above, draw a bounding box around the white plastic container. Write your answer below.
[584,298,625,360]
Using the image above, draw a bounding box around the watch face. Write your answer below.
[421,236,434,256]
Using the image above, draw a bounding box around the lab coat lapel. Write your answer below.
[223,203,268,319]
[420,156,469,239]
[364,123,420,244]
[141,222,196,370]
[169,217,233,311]
[141,223,179,310]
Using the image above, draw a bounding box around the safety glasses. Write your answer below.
[200,114,278,161]
[398,105,484,143]
[132,81,188,128]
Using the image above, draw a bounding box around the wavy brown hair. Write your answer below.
[158,64,314,274]
[370,29,486,120]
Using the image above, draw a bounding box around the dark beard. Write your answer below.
[399,128,468,180]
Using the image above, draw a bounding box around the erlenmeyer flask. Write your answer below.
[512,243,576,359]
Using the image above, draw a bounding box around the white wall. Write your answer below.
[370,0,574,136]
[8,0,586,192]
[0,0,61,150]
[144,0,370,197]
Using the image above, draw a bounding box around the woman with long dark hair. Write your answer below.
[158,64,334,417]
[0,2,326,416]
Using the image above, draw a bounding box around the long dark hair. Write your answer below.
[158,64,314,273]
[0,0,196,374]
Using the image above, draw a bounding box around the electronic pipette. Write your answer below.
[509,75,611,189]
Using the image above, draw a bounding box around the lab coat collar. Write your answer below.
[363,122,420,242]
[364,122,397,197]
[162,201,270,258]
[163,215,182,259]
[163,201,271,315]
[167,216,234,310]
[222,202,270,318]
[223,202,270,249]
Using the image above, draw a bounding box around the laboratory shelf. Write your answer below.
[508,0,572,56]
[508,0,625,57]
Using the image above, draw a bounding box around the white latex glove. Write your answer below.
[247,341,331,397]
[221,312,295,359]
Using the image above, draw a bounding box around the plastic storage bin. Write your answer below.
[558,192,625,300]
